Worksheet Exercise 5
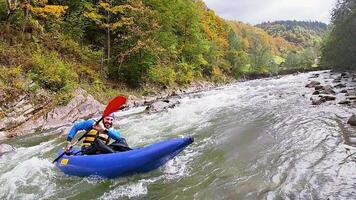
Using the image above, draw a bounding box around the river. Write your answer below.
[0,71,355,199]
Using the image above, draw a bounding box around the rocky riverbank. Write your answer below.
[305,71,356,123]
[0,81,219,145]
[305,71,356,152]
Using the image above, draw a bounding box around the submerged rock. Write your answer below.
[341,72,349,78]
[321,85,336,95]
[309,74,320,78]
[346,96,356,100]
[146,99,180,113]
[305,81,321,88]
[0,144,14,156]
[311,97,327,105]
[312,90,320,95]
[314,85,324,90]
[338,100,351,105]
[334,83,347,88]
[319,95,336,101]
[347,114,356,126]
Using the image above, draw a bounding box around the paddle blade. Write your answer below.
[103,96,127,117]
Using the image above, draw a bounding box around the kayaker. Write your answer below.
[64,113,130,155]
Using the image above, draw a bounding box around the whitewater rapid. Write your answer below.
[0,71,355,199]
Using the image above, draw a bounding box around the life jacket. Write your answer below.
[82,129,110,147]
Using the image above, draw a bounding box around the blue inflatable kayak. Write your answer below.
[56,137,193,178]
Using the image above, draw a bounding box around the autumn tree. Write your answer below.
[84,0,134,66]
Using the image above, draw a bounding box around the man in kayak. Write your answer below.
[64,113,130,155]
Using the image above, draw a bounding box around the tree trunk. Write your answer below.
[107,28,110,64]
[5,0,17,19]
[22,1,30,33]
[106,2,111,65]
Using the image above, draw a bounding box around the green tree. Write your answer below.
[249,33,273,73]
[320,0,356,70]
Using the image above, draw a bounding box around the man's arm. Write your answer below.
[107,128,121,141]
[67,119,95,141]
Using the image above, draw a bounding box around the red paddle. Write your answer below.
[53,95,127,163]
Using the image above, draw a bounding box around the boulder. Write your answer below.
[305,81,321,88]
[309,74,320,78]
[319,95,336,101]
[312,90,320,95]
[321,85,336,95]
[346,96,356,100]
[0,131,6,141]
[0,95,36,131]
[347,114,356,126]
[314,85,324,90]
[6,88,105,137]
[346,91,356,96]
[311,97,327,105]
[170,90,183,98]
[334,83,347,88]
[333,76,342,83]
[340,89,348,93]
[146,99,180,113]
[338,100,351,105]
[341,72,349,77]
[0,144,14,156]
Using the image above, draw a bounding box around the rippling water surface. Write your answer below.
[1,72,355,199]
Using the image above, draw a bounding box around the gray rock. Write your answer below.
[346,96,356,100]
[319,95,336,101]
[311,97,327,105]
[0,144,14,156]
[334,83,347,88]
[338,100,351,105]
[347,114,356,126]
[345,91,356,96]
[321,85,336,95]
[341,72,349,77]
[0,131,6,141]
[306,81,321,88]
[312,90,320,95]
[309,74,320,78]
[147,99,180,113]
[5,88,105,137]
[315,85,324,90]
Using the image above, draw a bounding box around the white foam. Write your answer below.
[0,157,55,200]
[100,178,160,200]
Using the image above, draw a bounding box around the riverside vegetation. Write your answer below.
[0,0,354,137]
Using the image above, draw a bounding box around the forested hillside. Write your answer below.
[0,0,321,108]
[256,20,328,47]
[229,21,298,74]
[320,0,356,71]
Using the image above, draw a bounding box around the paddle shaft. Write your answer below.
[52,117,103,163]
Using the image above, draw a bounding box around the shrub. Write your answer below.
[29,52,78,93]
[0,66,26,104]
[176,62,194,85]
[148,65,176,86]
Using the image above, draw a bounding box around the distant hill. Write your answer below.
[229,21,296,55]
[256,20,328,47]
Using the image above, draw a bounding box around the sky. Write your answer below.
[202,0,336,25]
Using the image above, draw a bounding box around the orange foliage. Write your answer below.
[30,5,68,17]
[228,21,295,55]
